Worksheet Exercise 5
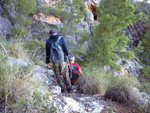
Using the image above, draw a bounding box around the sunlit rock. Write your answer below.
[32,65,54,85]
[64,97,85,112]
[50,85,61,95]
[33,13,63,28]
[7,57,28,67]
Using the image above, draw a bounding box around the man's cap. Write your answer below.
[69,55,75,61]
[50,29,57,35]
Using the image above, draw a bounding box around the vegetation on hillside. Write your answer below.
[133,1,150,112]
[77,64,136,94]
[85,0,142,70]
[0,37,56,112]
[0,0,149,112]
[4,0,37,37]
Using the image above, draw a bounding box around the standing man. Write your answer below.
[46,29,72,93]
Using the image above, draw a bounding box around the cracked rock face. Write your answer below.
[33,13,63,28]
[0,16,12,36]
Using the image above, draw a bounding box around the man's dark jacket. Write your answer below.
[46,35,69,64]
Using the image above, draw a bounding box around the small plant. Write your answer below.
[32,91,57,113]
[0,36,30,61]
[13,91,57,113]
[107,108,113,113]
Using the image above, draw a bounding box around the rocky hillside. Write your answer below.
[0,0,150,112]
[1,57,147,113]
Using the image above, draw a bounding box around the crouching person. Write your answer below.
[69,55,83,85]
[46,29,72,93]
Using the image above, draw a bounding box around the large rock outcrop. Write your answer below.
[0,16,12,36]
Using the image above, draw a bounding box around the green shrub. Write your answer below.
[87,0,142,70]
[76,64,136,95]
[13,91,57,113]
[0,52,36,111]
[5,0,36,36]
[0,37,30,61]
[76,65,108,95]
[33,56,45,67]
[0,37,55,112]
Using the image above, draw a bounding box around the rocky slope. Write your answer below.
[6,57,133,113]
[0,0,150,112]
[4,57,148,113]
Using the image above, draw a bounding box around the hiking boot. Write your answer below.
[68,87,72,93]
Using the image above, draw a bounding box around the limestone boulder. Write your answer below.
[7,57,54,86]
[131,87,148,113]
[32,65,54,85]
[50,85,61,95]
[85,10,94,24]
[7,57,28,67]
[64,97,85,112]
[0,16,12,36]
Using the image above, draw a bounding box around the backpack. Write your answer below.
[69,63,79,83]
[50,36,64,63]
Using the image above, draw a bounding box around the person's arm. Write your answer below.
[46,40,51,68]
[78,69,83,77]
[76,64,83,77]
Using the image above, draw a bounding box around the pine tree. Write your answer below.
[89,0,142,70]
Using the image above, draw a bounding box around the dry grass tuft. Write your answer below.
[76,64,137,101]
[104,85,132,106]
[0,37,30,61]
[76,76,100,94]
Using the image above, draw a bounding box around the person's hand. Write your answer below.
[47,63,51,68]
